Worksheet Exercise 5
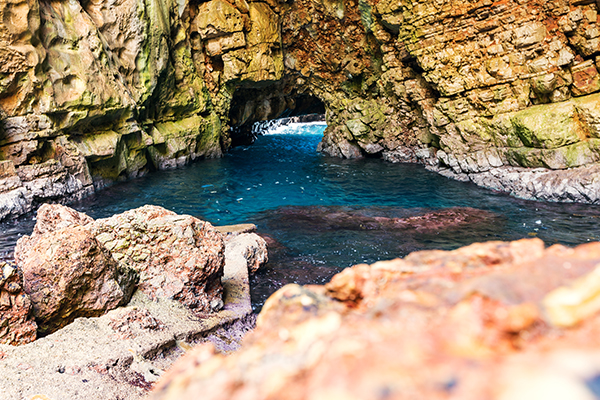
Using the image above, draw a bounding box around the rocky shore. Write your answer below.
[0,205,267,399]
[429,163,600,204]
[5,204,600,399]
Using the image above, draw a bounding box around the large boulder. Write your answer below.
[150,239,600,400]
[90,205,225,313]
[16,225,136,335]
[14,204,94,266]
[0,262,37,345]
[14,203,226,335]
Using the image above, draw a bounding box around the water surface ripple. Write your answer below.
[2,122,600,309]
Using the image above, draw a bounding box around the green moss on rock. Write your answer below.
[511,101,587,149]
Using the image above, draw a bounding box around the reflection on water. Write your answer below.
[2,122,600,309]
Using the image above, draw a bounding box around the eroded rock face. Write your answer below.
[3,0,600,217]
[150,239,600,400]
[0,262,37,345]
[286,0,600,202]
[91,205,226,312]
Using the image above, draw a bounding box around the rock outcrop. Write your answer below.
[14,203,226,336]
[222,232,268,274]
[90,205,226,312]
[3,0,600,216]
[0,222,265,399]
[292,0,600,203]
[150,238,600,400]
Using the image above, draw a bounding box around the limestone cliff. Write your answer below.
[1,0,600,219]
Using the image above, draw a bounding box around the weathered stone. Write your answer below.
[15,203,227,321]
[16,225,135,335]
[224,233,268,274]
[91,205,226,313]
[150,239,600,400]
[205,32,246,57]
[74,131,122,159]
[31,203,94,236]
[193,0,244,39]
[514,22,547,48]
[511,101,586,149]
[0,262,37,345]
[246,3,280,46]
[571,61,600,97]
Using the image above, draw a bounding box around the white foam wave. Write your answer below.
[262,121,327,135]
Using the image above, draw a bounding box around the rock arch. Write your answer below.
[2,0,600,220]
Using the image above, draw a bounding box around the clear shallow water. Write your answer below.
[2,121,600,309]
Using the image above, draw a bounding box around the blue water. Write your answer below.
[2,121,600,309]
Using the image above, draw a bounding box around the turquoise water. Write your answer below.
[2,122,600,309]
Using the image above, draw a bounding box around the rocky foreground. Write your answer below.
[150,238,600,400]
[0,204,268,399]
[5,204,600,399]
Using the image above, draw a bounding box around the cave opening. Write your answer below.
[228,90,326,147]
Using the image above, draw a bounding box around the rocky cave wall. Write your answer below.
[2,0,600,220]
[289,0,600,202]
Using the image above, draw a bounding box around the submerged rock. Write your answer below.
[249,205,503,309]
[266,205,498,232]
[150,238,600,400]
[0,262,37,345]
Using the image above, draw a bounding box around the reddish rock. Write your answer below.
[17,204,226,319]
[266,205,498,233]
[0,262,37,345]
[90,205,225,313]
[31,203,94,235]
[571,61,600,96]
[14,204,94,266]
[18,225,135,335]
[150,239,600,400]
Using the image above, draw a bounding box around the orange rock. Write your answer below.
[0,262,37,345]
[18,225,134,335]
[150,239,600,400]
